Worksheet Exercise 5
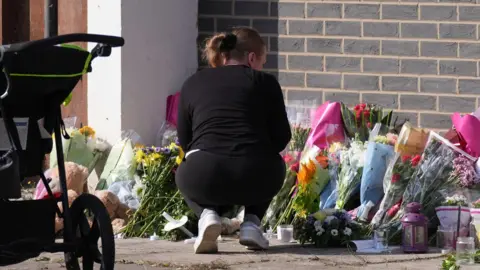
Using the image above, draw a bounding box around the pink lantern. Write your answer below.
[401,202,428,253]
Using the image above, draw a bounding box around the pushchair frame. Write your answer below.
[0,33,124,270]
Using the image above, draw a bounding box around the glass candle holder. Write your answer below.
[436,227,456,254]
[456,237,476,266]
[374,229,389,251]
[277,225,294,243]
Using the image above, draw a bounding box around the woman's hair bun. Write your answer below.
[219,33,237,52]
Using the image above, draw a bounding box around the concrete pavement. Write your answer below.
[5,237,454,270]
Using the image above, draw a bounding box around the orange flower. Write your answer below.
[297,159,316,185]
[316,155,329,169]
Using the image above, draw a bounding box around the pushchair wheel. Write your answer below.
[65,194,115,270]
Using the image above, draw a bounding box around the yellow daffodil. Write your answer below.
[175,146,185,165]
[135,149,145,164]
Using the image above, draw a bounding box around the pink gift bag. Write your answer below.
[307,101,346,149]
[166,92,180,127]
[452,112,480,158]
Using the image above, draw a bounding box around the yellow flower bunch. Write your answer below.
[79,126,96,138]
[328,142,344,154]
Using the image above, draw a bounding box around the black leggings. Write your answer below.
[175,151,285,221]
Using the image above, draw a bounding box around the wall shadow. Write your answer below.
[197,0,280,74]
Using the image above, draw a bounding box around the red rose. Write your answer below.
[367,122,372,128]
[360,103,367,110]
[411,155,421,167]
[391,173,400,184]
[355,110,362,119]
[290,162,299,172]
[354,105,360,111]
[401,155,411,163]
[363,110,370,118]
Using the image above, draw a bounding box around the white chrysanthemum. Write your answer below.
[133,182,145,199]
[314,220,323,232]
[324,216,337,224]
[330,229,339,236]
[343,227,352,236]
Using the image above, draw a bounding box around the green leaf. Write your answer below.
[381,110,393,126]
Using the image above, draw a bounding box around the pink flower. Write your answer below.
[283,154,294,164]
[391,173,401,184]
[386,133,398,146]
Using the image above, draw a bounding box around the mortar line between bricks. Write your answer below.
[199,15,480,25]
[285,88,480,98]
[274,52,480,62]
[314,1,480,7]
[271,69,480,80]
[199,31,480,43]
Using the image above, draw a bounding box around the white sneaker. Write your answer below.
[239,221,269,250]
[194,209,222,254]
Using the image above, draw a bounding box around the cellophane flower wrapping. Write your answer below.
[96,130,142,190]
[291,145,330,218]
[370,153,420,226]
[356,124,396,221]
[50,117,109,174]
[335,137,367,210]
[263,106,312,228]
[319,143,343,210]
[385,132,476,235]
[435,192,471,237]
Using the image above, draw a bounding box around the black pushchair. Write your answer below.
[0,33,124,269]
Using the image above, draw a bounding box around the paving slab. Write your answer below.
[5,237,449,269]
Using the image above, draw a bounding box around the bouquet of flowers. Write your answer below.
[292,147,330,217]
[436,194,471,236]
[370,154,420,226]
[319,142,343,210]
[96,130,142,190]
[296,209,365,248]
[263,108,311,228]
[356,124,397,221]
[340,103,393,142]
[50,120,108,175]
[384,132,477,236]
[122,142,194,241]
[335,138,367,210]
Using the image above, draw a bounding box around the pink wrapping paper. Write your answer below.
[307,101,345,149]
[452,113,480,158]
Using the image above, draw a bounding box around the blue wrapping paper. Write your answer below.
[319,179,337,209]
[356,142,394,219]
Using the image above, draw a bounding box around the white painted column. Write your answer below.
[87,0,198,144]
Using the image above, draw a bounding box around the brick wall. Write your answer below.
[198,0,480,130]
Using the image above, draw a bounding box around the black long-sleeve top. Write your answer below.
[177,65,292,157]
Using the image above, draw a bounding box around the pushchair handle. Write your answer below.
[4,33,124,53]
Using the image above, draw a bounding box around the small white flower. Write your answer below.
[343,227,352,236]
[325,216,337,224]
[314,220,322,227]
[331,229,339,236]
[316,226,325,236]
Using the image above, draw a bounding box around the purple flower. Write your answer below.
[453,154,480,188]
[307,215,316,225]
